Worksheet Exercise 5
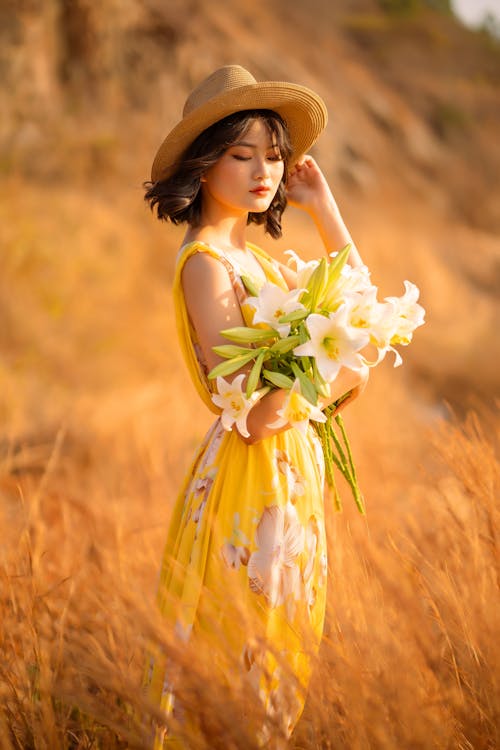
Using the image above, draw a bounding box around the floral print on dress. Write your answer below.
[303,516,321,611]
[310,429,326,489]
[259,665,303,743]
[273,449,306,503]
[221,542,250,569]
[187,422,225,539]
[247,503,304,609]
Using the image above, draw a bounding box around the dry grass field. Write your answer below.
[1,1,499,748]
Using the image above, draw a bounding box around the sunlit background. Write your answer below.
[1,1,498,748]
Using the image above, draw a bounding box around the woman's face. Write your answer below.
[200,118,285,220]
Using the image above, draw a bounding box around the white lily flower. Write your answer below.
[284,249,320,288]
[322,261,373,311]
[267,379,326,435]
[343,287,383,330]
[247,282,306,337]
[368,300,398,349]
[363,300,403,367]
[211,374,265,438]
[363,283,425,367]
[386,281,425,345]
[331,256,372,293]
[294,306,370,382]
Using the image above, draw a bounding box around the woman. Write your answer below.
[143,65,368,748]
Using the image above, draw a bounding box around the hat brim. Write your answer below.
[151,81,327,183]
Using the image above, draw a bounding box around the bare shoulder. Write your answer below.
[181,248,232,297]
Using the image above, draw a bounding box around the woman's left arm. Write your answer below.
[286,155,369,409]
[286,155,364,267]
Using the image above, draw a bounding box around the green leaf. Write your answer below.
[323,243,351,308]
[331,242,351,269]
[300,356,312,375]
[306,257,328,311]
[269,335,301,355]
[277,308,308,324]
[312,359,330,397]
[298,322,309,345]
[300,289,312,308]
[290,361,318,405]
[246,350,265,398]
[240,274,261,297]
[208,350,258,379]
[262,370,294,389]
[220,326,279,343]
[212,344,255,359]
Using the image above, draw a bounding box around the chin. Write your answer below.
[248,199,273,213]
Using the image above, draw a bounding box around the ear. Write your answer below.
[200,175,207,183]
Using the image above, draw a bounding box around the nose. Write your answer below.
[252,156,269,181]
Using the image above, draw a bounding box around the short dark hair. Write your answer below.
[144,109,293,239]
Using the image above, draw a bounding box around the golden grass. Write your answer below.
[1,179,499,749]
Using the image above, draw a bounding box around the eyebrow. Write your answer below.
[232,141,280,149]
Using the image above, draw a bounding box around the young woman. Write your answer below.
[143,65,368,748]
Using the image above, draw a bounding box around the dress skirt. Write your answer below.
[143,241,327,747]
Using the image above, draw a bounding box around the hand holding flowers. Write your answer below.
[208,244,425,512]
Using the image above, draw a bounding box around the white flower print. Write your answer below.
[319,552,328,585]
[241,640,264,692]
[310,431,325,489]
[202,421,225,468]
[302,517,320,611]
[274,450,306,502]
[193,470,215,501]
[247,504,304,609]
[220,542,250,569]
[258,664,302,742]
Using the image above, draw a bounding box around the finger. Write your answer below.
[296,154,312,166]
[294,155,309,169]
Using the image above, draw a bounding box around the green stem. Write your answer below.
[335,414,357,485]
[326,414,348,470]
[314,421,342,511]
[314,407,366,515]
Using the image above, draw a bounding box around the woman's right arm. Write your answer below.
[182,252,294,443]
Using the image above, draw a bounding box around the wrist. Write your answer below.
[309,194,342,226]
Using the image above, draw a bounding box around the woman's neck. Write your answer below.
[183,212,248,252]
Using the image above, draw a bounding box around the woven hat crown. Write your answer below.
[183,66,257,117]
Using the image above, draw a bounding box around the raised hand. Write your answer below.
[286,155,333,216]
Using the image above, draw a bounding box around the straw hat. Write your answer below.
[151,65,327,182]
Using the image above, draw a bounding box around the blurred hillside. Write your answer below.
[1,6,499,747]
[1,0,499,422]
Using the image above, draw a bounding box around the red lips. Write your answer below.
[250,186,270,194]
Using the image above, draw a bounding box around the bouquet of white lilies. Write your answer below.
[209,244,425,513]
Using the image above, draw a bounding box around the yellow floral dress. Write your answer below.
[144,241,327,748]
